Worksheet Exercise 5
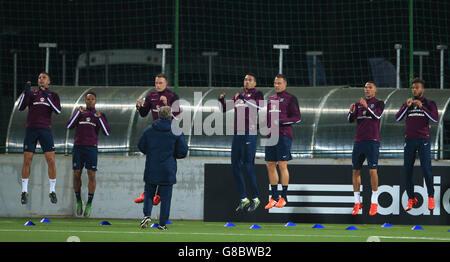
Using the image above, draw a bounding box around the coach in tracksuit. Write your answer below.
[395,78,438,211]
[264,74,301,210]
[347,81,385,216]
[67,91,111,217]
[18,72,61,205]
[218,73,264,213]
[138,106,188,230]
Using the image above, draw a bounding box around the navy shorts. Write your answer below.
[23,127,55,153]
[72,146,98,171]
[265,136,293,162]
[352,140,380,170]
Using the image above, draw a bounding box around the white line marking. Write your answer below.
[1,229,449,241]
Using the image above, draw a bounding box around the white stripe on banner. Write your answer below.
[286,195,356,203]
[269,184,358,192]
[267,184,362,214]
[269,207,355,214]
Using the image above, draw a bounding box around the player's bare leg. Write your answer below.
[369,169,379,216]
[352,169,362,215]
[276,161,289,207]
[84,170,96,217]
[73,169,83,215]
[44,151,57,203]
[265,161,279,209]
[20,152,34,204]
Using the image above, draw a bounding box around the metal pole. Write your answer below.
[395,44,402,89]
[202,51,218,88]
[38,43,57,73]
[440,123,444,159]
[437,45,447,89]
[413,51,429,79]
[156,44,172,74]
[306,51,323,87]
[10,49,18,102]
[273,44,289,74]
[59,50,66,85]
[174,0,180,94]
[104,52,109,87]
[409,0,414,83]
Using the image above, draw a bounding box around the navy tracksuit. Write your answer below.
[138,119,188,226]
[395,96,439,199]
[231,133,258,199]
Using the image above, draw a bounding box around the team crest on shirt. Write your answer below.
[40,97,44,102]
[86,117,91,122]
[280,98,284,103]
[370,104,374,108]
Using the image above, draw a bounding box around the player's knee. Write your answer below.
[352,170,361,176]
[369,169,378,176]
[278,161,288,170]
[87,171,96,181]
[266,162,276,169]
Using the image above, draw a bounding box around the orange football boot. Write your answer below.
[428,197,435,210]
[275,197,287,208]
[405,197,418,211]
[264,198,278,209]
[369,203,378,216]
[134,192,144,203]
[351,203,362,215]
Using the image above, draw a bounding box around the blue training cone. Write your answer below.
[224,222,236,227]
[346,226,358,231]
[381,223,393,228]
[249,224,261,229]
[150,223,159,228]
[24,221,35,226]
[167,221,173,225]
[40,218,51,223]
[312,224,325,229]
[100,221,111,226]
[412,225,423,230]
[285,222,296,227]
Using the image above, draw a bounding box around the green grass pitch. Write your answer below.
[0,218,449,242]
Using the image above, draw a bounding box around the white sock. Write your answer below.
[371,191,378,204]
[49,179,56,193]
[241,197,249,202]
[22,179,29,193]
[353,192,360,204]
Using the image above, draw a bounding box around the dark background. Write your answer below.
[1,0,450,149]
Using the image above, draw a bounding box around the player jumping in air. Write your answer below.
[395,78,438,211]
[264,74,301,210]
[347,81,385,216]
[18,72,61,205]
[218,73,264,212]
[67,92,111,217]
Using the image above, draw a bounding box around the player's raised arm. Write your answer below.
[18,81,32,111]
[96,111,111,136]
[66,107,82,129]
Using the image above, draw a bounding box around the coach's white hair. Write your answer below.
[158,106,172,120]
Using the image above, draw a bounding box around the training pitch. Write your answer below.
[0,218,449,242]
